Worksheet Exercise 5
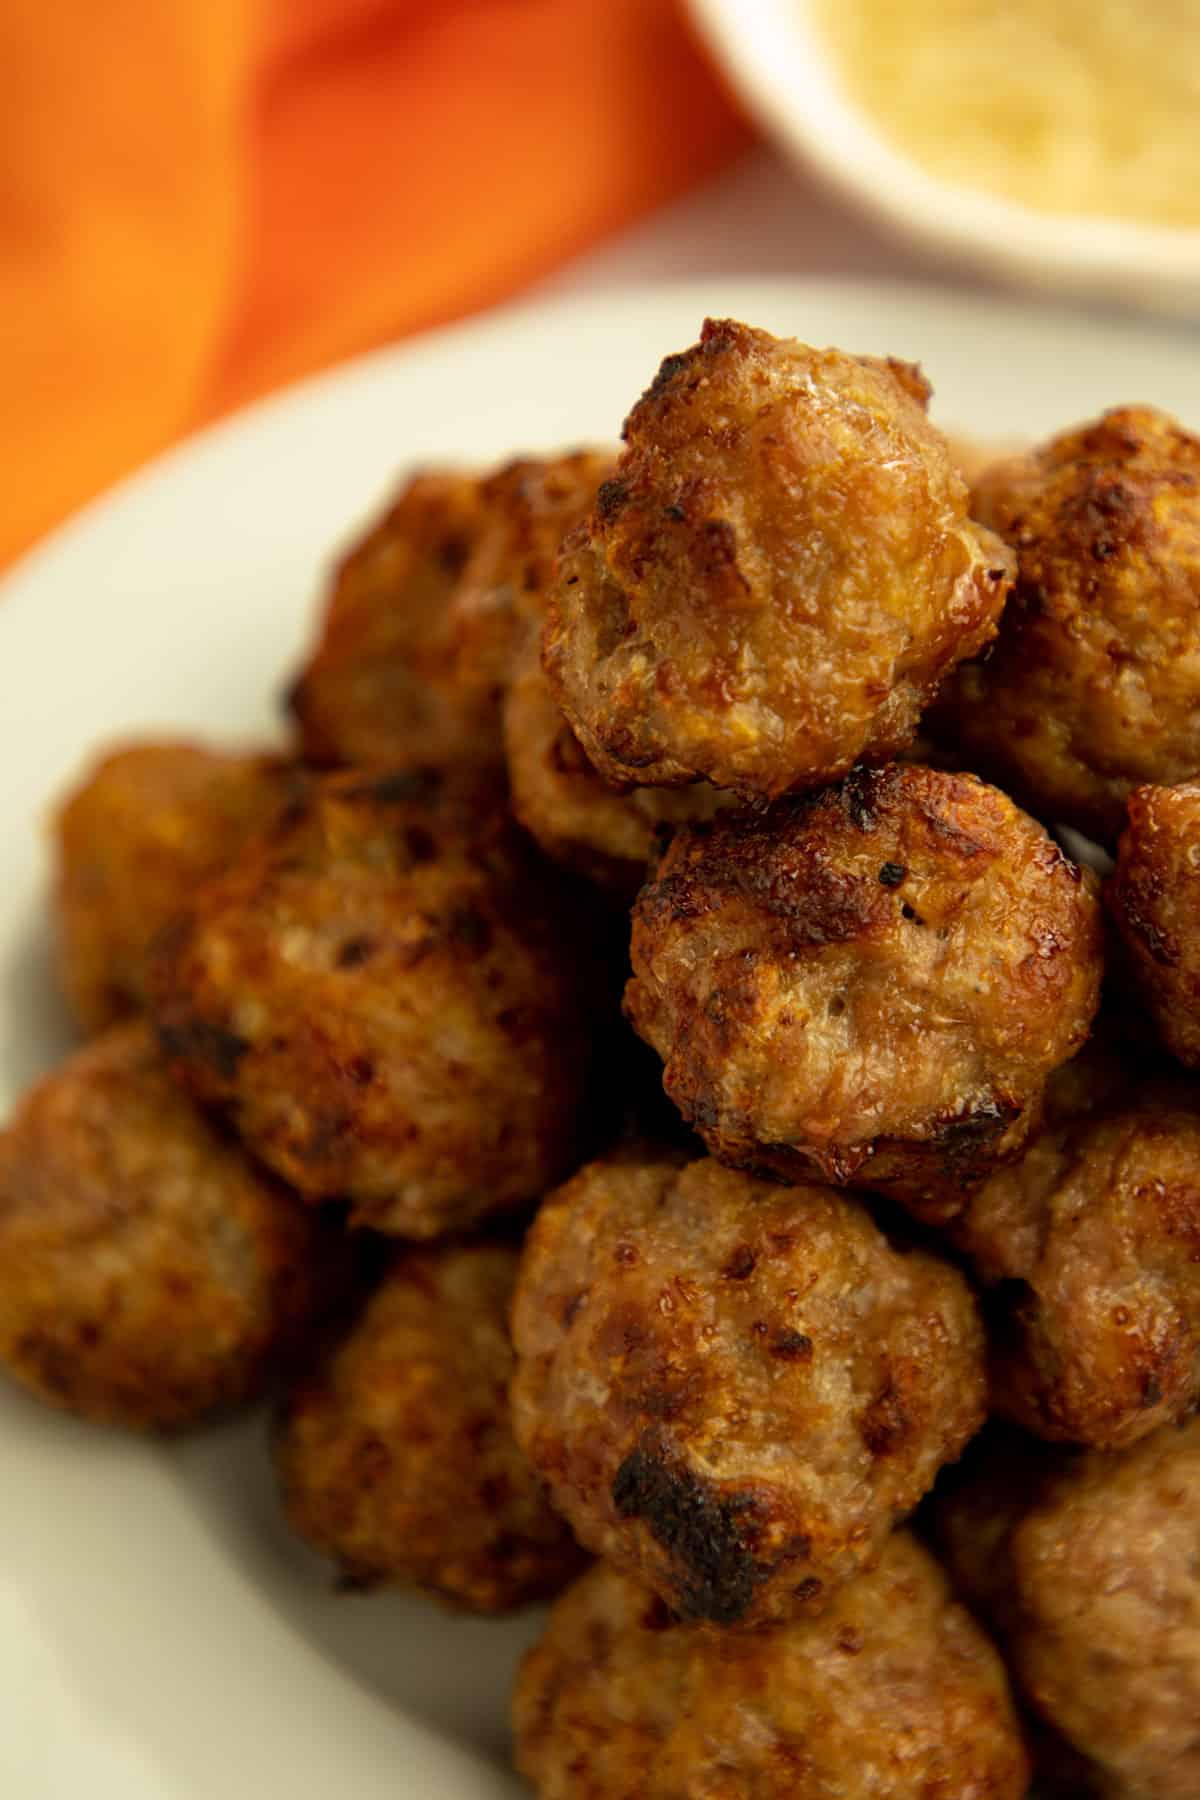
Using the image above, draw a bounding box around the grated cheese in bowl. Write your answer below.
[813,0,1200,229]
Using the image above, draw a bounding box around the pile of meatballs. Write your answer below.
[5,318,1200,1799]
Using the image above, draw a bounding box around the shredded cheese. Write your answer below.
[813,0,1200,228]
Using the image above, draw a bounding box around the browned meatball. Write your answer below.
[0,1022,331,1429]
[53,741,298,1033]
[954,1041,1200,1449]
[150,768,597,1239]
[936,408,1200,842]
[939,1419,1200,1800]
[504,631,731,898]
[1108,780,1200,1067]
[275,1241,582,1610]
[543,319,1013,801]
[513,1537,1030,1800]
[510,1151,986,1628]
[626,764,1103,1222]
[290,452,611,774]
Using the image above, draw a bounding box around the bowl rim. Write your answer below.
[687,0,1200,308]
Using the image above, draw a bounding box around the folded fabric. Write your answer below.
[0,0,748,567]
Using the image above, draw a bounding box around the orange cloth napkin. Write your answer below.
[1,0,748,568]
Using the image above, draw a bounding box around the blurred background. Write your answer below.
[4,0,1197,569]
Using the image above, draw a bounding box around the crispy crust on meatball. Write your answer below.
[290,453,611,774]
[275,1241,583,1610]
[543,319,1013,800]
[954,1042,1200,1449]
[1108,780,1200,1067]
[936,408,1200,841]
[503,630,730,898]
[0,1022,331,1429]
[53,741,298,1033]
[626,764,1103,1222]
[150,768,596,1239]
[939,1419,1200,1800]
[510,1152,986,1628]
[513,1538,1030,1800]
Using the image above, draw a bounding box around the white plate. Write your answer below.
[2,277,1199,1798]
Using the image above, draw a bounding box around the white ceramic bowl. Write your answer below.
[688,0,1200,316]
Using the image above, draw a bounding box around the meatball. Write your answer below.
[504,630,730,898]
[510,1151,986,1628]
[53,740,297,1033]
[0,1022,331,1429]
[290,452,611,774]
[626,763,1103,1222]
[543,318,1013,801]
[150,768,598,1239]
[939,1418,1200,1800]
[275,1240,582,1610]
[954,1041,1200,1449]
[1108,780,1200,1067]
[513,1537,1030,1800]
[936,407,1200,842]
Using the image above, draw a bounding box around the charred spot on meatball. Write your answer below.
[610,1436,771,1626]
